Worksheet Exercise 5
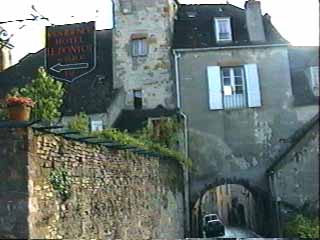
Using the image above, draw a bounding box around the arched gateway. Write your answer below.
[190,177,271,237]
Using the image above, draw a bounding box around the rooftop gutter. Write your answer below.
[173,43,289,53]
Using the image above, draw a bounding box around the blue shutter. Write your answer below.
[207,66,223,110]
[245,64,262,108]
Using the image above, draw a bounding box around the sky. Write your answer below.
[0,0,319,64]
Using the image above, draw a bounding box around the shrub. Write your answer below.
[9,67,65,122]
[95,128,192,169]
[284,214,319,238]
[68,112,89,134]
[0,108,6,120]
[136,117,182,149]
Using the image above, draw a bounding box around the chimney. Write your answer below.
[245,0,266,42]
[264,13,271,22]
[119,0,133,14]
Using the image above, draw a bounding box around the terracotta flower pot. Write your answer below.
[7,104,31,121]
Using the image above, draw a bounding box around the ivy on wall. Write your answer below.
[49,167,72,201]
[94,128,192,169]
[135,118,182,149]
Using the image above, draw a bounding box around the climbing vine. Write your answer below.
[68,115,192,169]
[92,127,192,169]
[49,168,72,201]
[135,117,182,149]
[68,112,90,134]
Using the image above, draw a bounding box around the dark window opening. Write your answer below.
[133,90,142,109]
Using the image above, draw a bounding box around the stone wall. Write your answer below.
[269,122,319,211]
[0,127,184,239]
[112,0,177,109]
[0,128,29,239]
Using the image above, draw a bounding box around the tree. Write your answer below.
[10,67,65,122]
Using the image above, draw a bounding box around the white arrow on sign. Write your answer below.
[50,63,89,73]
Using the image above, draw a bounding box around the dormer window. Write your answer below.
[214,18,232,42]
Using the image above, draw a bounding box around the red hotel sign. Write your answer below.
[45,21,96,83]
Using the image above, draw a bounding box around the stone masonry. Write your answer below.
[112,0,177,109]
[269,122,319,211]
[0,127,184,239]
[0,128,29,239]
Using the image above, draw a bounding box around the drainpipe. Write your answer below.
[181,111,190,237]
[174,51,181,109]
[274,175,283,237]
[269,173,282,236]
[174,50,191,237]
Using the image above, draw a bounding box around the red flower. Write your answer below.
[6,96,35,107]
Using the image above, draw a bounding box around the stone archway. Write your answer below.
[190,178,274,238]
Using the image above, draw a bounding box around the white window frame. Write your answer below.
[310,66,319,96]
[221,66,247,109]
[221,67,246,95]
[207,64,261,110]
[131,38,148,57]
[214,17,232,42]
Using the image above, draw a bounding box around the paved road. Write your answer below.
[220,226,259,238]
[202,226,259,238]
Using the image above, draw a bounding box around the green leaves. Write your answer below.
[49,168,72,201]
[94,128,192,169]
[284,214,319,238]
[68,112,89,134]
[0,108,6,120]
[135,118,182,149]
[9,67,65,122]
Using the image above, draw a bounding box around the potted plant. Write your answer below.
[8,68,65,123]
[6,96,35,121]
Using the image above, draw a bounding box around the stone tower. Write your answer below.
[112,0,178,109]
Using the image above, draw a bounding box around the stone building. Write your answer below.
[214,185,231,225]
[0,0,318,237]
[172,0,318,236]
[227,184,256,229]
[112,0,178,110]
